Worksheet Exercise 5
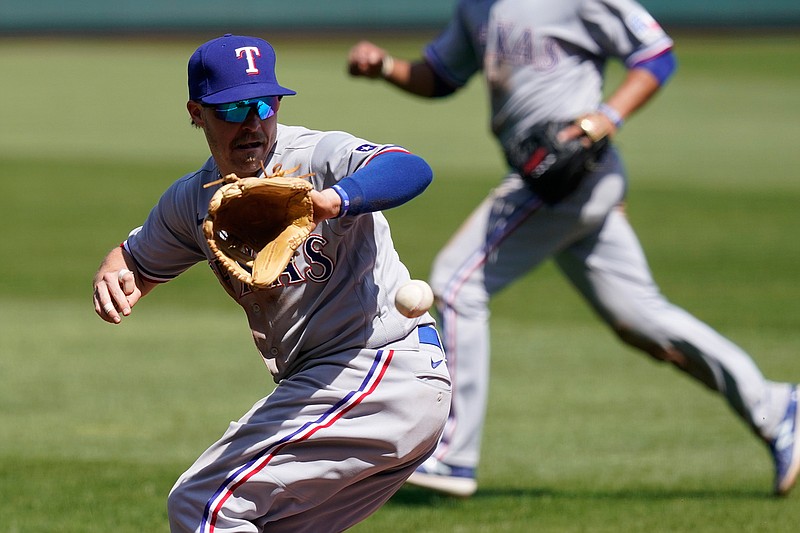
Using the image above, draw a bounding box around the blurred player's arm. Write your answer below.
[347,41,440,98]
[565,51,677,143]
[603,51,676,128]
[92,245,157,324]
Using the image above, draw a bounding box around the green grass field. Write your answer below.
[2,32,800,532]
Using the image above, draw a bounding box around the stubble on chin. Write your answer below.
[241,154,264,176]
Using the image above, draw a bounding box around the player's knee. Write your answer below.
[613,324,688,369]
[167,481,197,531]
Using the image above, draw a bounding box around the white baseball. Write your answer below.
[394,279,434,319]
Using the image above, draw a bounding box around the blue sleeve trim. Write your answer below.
[633,50,677,86]
[334,151,433,216]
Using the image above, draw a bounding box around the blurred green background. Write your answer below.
[1,0,799,30]
[2,25,800,533]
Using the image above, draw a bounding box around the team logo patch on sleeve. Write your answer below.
[625,12,664,43]
[355,144,378,152]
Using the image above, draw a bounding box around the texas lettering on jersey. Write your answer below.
[487,22,559,71]
[210,234,335,298]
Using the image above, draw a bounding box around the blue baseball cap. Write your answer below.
[188,34,296,104]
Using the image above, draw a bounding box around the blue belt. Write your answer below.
[418,324,442,349]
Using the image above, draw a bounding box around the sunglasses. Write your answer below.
[209,97,277,123]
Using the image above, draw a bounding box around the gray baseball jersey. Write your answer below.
[124,124,451,531]
[419,0,792,473]
[425,0,672,144]
[126,124,433,381]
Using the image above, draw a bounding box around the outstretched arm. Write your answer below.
[347,40,440,98]
[331,151,433,217]
[308,150,433,224]
[561,51,677,144]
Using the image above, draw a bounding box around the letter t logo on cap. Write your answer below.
[236,46,261,75]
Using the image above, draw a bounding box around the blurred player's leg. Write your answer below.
[416,164,624,496]
[555,207,799,495]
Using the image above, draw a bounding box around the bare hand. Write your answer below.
[92,248,144,324]
[558,112,617,146]
[347,41,388,78]
[310,189,343,228]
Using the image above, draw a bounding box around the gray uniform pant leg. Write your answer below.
[429,158,623,468]
[555,206,789,437]
[167,334,450,532]
[430,150,787,470]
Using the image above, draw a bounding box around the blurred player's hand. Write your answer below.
[557,112,618,148]
[347,41,388,78]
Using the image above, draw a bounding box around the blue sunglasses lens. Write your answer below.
[214,98,276,122]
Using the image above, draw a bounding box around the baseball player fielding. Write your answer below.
[395,279,434,318]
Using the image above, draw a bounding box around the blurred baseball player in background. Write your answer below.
[92,34,450,532]
[348,0,799,497]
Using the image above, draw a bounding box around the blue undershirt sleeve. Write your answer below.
[633,49,677,86]
[331,151,433,216]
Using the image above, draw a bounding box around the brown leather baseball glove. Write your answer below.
[203,165,314,288]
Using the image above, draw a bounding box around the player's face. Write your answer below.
[187,97,281,178]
